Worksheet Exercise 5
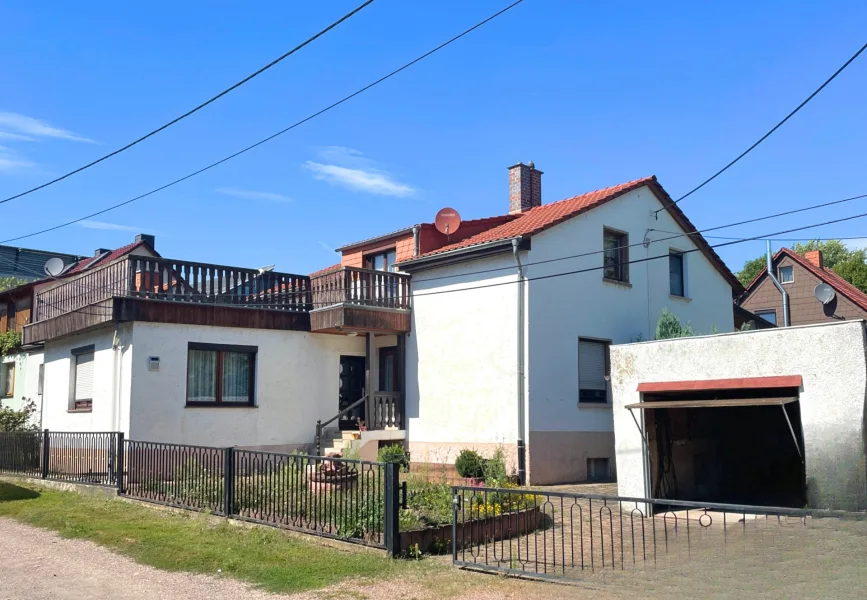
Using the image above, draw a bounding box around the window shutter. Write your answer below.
[74,353,94,401]
[579,340,607,391]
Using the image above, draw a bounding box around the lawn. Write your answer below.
[0,480,428,595]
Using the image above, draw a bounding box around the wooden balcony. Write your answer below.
[24,258,412,344]
[309,266,411,334]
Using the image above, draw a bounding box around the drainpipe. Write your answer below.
[111,326,122,432]
[411,226,420,257]
[766,241,790,326]
[512,238,527,485]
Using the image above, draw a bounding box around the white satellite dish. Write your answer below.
[44,257,66,277]
[814,283,836,305]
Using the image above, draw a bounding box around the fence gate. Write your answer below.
[451,485,863,582]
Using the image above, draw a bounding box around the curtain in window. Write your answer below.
[222,352,251,403]
[187,350,217,402]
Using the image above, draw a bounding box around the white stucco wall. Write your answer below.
[611,320,867,511]
[406,254,522,462]
[526,185,736,436]
[41,325,132,433]
[126,322,366,449]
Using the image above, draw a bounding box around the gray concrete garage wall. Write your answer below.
[611,320,867,511]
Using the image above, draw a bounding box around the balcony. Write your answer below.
[309,266,411,334]
[23,257,411,344]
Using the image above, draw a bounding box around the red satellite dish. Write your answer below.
[434,207,461,236]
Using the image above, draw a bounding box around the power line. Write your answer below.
[411,209,867,299]
[657,40,867,214]
[651,228,867,243]
[0,0,528,246]
[0,0,378,205]
[412,191,867,284]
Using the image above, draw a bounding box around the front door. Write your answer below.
[339,356,366,430]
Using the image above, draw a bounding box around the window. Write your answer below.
[669,251,685,296]
[1,363,14,398]
[6,302,15,332]
[365,249,397,272]
[603,229,629,283]
[779,265,794,284]
[755,309,777,326]
[587,457,610,481]
[186,343,256,406]
[578,338,610,403]
[71,346,95,410]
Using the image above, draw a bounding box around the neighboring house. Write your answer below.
[611,320,867,511]
[323,163,743,484]
[0,244,86,282]
[0,281,43,416]
[733,304,776,330]
[739,248,867,325]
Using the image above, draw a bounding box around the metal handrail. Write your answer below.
[315,394,368,456]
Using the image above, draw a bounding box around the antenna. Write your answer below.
[434,207,461,238]
[814,282,836,305]
[44,257,66,277]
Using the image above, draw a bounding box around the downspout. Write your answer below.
[766,241,790,326]
[411,226,420,257]
[111,326,122,432]
[512,238,527,485]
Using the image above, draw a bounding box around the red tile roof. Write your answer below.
[66,240,156,274]
[744,248,867,312]
[398,175,742,292]
[309,263,342,277]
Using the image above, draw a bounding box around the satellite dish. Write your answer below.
[434,207,461,236]
[44,257,66,277]
[814,282,836,305]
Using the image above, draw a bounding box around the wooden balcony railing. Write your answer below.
[310,266,411,310]
[367,391,403,430]
[34,259,130,321]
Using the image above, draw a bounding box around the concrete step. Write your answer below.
[341,430,361,441]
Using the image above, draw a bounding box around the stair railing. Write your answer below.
[315,394,368,456]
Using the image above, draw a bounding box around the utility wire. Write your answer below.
[656,40,867,214]
[0,0,527,245]
[0,0,377,206]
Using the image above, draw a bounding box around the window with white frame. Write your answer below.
[779,265,794,283]
[71,345,94,410]
[669,250,685,296]
[578,338,610,403]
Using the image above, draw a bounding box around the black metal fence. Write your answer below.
[0,431,401,552]
[0,430,119,486]
[451,486,867,582]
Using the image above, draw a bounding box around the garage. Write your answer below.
[626,376,806,508]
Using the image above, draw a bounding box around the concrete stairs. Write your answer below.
[319,428,407,460]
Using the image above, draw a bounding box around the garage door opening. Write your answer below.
[628,386,806,508]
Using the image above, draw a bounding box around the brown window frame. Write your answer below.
[364,248,397,272]
[602,228,629,283]
[186,342,257,407]
[71,345,95,411]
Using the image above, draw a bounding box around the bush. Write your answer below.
[0,398,37,432]
[454,449,485,479]
[376,444,408,470]
[483,447,508,487]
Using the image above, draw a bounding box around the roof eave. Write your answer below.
[398,238,522,272]
[335,226,419,253]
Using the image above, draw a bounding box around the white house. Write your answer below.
[397,164,741,484]
[610,320,867,511]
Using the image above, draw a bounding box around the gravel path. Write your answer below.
[0,518,284,600]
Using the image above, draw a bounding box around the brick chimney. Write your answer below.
[508,161,543,214]
[805,250,824,269]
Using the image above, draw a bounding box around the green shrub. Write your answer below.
[454,449,485,479]
[376,444,408,470]
[483,447,508,487]
[405,480,452,527]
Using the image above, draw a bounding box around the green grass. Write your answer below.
[0,481,425,595]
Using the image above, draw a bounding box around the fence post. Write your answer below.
[223,447,235,517]
[116,432,125,494]
[384,461,401,557]
[41,429,49,479]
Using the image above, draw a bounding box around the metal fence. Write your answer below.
[451,485,867,582]
[0,431,43,478]
[0,430,119,486]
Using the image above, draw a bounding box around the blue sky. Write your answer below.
[1,0,865,276]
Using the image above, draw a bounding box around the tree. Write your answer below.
[736,240,867,293]
[0,277,28,293]
[0,398,37,432]
[655,308,696,339]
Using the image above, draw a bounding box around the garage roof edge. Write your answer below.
[636,375,803,393]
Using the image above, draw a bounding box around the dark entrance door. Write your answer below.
[339,356,365,430]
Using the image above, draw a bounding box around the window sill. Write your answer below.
[578,402,612,409]
[67,409,93,414]
[669,294,692,302]
[602,277,631,288]
[185,403,257,409]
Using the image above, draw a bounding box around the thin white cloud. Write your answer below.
[77,220,145,232]
[319,241,336,253]
[215,187,292,203]
[316,145,369,166]
[0,112,95,143]
[0,131,35,142]
[304,161,415,198]
[0,146,35,174]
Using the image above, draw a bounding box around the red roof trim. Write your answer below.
[742,248,867,312]
[637,375,803,393]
